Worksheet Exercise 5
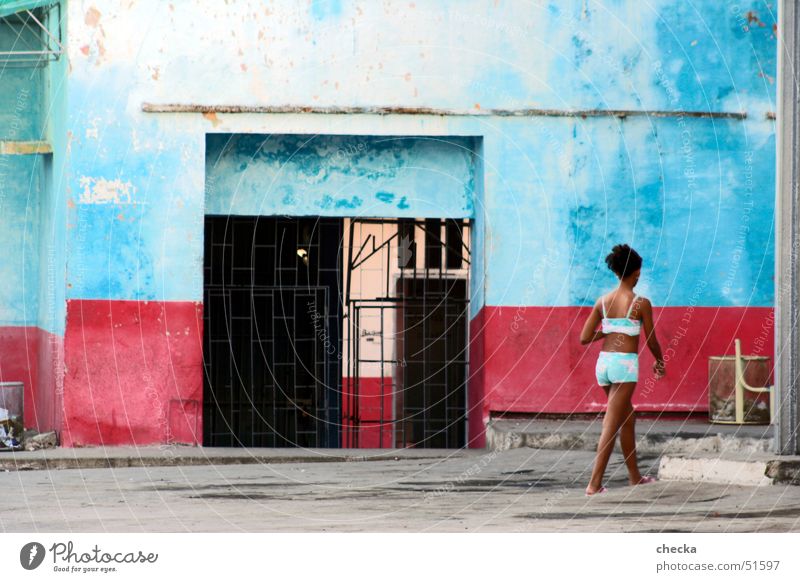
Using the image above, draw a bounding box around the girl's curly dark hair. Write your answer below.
[605,244,642,278]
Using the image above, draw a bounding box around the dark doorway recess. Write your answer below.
[203,216,343,447]
[395,277,468,448]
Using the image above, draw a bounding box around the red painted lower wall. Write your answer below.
[53,300,773,449]
[341,377,393,448]
[467,305,775,444]
[0,326,39,428]
[468,308,487,448]
[0,325,62,433]
[35,327,64,434]
[62,299,203,447]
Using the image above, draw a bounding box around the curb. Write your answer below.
[487,424,772,456]
[0,451,454,472]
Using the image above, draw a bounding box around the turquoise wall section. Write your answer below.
[206,134,478,218]
[480,114,775,308]
[0,11,45,327]
[37,1,67,336]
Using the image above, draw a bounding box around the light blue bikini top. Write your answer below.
[601,294,641,336]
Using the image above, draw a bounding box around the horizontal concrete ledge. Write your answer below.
[0,446,460,472]
[487,419,773,456]
[142,102,747,120]
[0,140,52,155]
[659,455,800,487]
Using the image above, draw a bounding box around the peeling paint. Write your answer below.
[205,134,477,218]
[202,111,222,127]
[62,2,776,309]
[84,6,101,27]
[85,117,100,139]
[78,177,136,204]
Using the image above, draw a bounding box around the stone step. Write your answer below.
[658,454,800,486]
[487,418,773,455]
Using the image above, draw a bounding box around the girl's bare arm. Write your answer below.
[580,301,606,345]
[640,298,665,376]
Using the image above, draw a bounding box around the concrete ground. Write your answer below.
[2,448,799,532]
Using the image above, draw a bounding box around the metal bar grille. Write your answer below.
[0,5,63,66]
[203,216,342,447]
[344,218,470,449]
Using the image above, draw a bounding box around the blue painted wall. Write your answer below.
[0,157,41,325]
[481,114,775,308]
[65,65,205,303]
[206,134,478,218]
[37,1,67,336]
[0,12,45,327]
[60,0,776,313]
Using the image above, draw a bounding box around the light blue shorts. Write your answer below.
[595,351,639,386]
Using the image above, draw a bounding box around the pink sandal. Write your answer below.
[585,486,608,497]
[634,476,657,485]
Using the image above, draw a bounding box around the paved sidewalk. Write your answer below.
[1,448,798,532]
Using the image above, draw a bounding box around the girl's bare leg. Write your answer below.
[618,400,643,484]
[587,382,637,493]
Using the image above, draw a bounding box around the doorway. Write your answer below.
[395,277,468,448]
[343,218,470,448]
[202,216,343,447]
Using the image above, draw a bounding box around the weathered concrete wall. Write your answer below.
[206,134,477,219]
[65,0,776,305]
[35,2,68,434]
[56,0,776,446]
[0,10,51,431]
[0,14,44,328]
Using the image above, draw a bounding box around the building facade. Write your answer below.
[0,0,777,448]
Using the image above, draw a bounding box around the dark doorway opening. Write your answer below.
[395,277,468,448]
[203,216,343,447]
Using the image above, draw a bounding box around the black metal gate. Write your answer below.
[203,216,342,447]
[344,218,470,448]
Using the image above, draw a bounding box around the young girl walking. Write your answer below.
[580,244,665,496]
